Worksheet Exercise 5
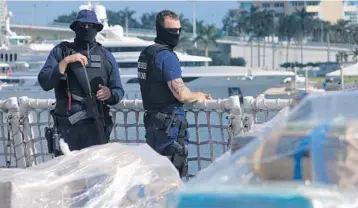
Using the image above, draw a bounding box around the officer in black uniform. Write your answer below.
[137,10,211,177]
[38,9,124,155]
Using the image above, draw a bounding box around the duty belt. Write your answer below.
[145,111,188,137]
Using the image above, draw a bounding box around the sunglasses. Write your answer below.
[167,28,182,34]
[78,22,95,28]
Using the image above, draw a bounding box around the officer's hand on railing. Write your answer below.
[59,53,88,74]
[196,92,211,102]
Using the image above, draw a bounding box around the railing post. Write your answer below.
[6,97,27,168]
[18,96,36,167]
[243,95,259,127]
[226,96,244,143]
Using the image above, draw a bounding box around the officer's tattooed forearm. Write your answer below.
[170,79,186,95]
[168,78,201,103]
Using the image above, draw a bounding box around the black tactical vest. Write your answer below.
[137,44,182,112]
[54,41,111,116]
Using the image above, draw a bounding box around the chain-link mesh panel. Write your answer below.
[24,109,55,165]
[67,107,231,177]
[0,97,27,168]
[20,108,280,176]
[0,96,289,177]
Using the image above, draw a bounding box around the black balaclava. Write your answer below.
[73,23,98,48]
[154,21,180,49]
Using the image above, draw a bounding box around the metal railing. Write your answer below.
[0,95,290,177]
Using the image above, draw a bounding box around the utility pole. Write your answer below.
[192,3,197,48]
[272,43,275,70]
[336,52,345,90]
[327,31,331,62]
[125,15,128,37]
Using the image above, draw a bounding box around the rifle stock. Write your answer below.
[83,96,106,144]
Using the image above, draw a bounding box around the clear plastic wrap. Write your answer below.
[167,91,358,208]
[0,143,183,208]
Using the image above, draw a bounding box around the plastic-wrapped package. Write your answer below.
[0,143,183,208]
[167,91,358,208]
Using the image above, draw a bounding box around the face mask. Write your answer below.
[155,22,181,48]
[74,25,98,43]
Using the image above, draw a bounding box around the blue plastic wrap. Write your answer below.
[167,183,358,208]
[167,91,358,208]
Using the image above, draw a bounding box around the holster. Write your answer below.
[45,127,55,154]
[45,110,61,156]
[103,115,113,142]
[144,110,189,177]
[143,111,188,138]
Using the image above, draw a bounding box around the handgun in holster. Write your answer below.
[45,110,61,155]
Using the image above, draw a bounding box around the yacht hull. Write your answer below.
[0,70,292,101]
[121,75,289,100]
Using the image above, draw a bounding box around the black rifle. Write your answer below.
[69,45,106,144]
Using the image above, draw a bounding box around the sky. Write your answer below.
[7,1,240,28]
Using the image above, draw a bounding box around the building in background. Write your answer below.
[344,1,358,24]
[0,0,6,45]
[238,0,358,24]
[238,1,253,12]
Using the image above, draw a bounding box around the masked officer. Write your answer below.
[38,9,124,155]
[137,10,212,177]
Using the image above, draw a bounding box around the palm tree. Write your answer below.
[106,10,123,26]
[179,13,193,33]
[331,19,350,43]
[278,14,297,62]
[193,24,219,65]
[310,19,324,42]
[222,9,241,36]
[119,7,139,32]
[347,24,358,46]
[140,12,157,30]
[293,8,314,64]
[240,6,262,67]
[177,35,193,52]
[322,21,333,62]
[260,9,276,67]
[53,11,77,23]
[194,20,205,35]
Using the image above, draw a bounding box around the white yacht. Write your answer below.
[0,1,294,98]
[0,1,211,70]
[0,65,294,98]
[0,2,54,70]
